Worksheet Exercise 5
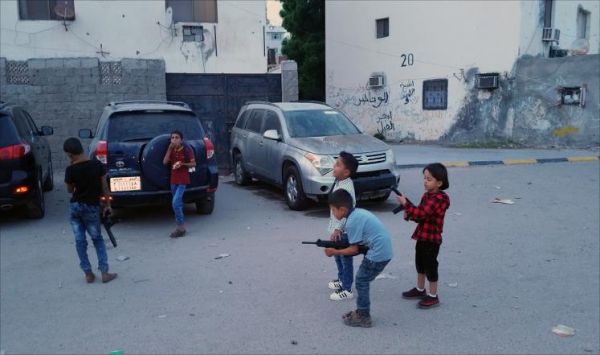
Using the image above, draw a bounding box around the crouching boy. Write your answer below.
[324,189,393,327]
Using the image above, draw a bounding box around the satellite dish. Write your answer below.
[54,1,75,30]
[164,7,173,28]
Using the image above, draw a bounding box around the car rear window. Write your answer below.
[284,110,360,138]
[0,114,21,148]
[107,111,205,141]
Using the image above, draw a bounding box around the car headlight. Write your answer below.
[305,153,335,175]
[386,149,396,164]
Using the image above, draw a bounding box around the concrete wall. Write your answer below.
[0,0,268,73]
[0,57,166,169]
[325,0,521,141]
[443,55,600,148]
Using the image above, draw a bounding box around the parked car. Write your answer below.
[0,101,54,218]
[229,101,400,210]
[78,100,218,213]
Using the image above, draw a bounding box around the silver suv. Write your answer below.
[230,102,400,210]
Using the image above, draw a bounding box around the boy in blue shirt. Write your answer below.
[324,189,393,327]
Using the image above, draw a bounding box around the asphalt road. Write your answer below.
[1,162,599,354]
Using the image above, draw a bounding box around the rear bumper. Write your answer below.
[110,184,216,208]
[0,169,36,208]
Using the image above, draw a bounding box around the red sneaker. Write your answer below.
[418,295,440,308]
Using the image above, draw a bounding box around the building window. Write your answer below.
[543,0,553,28]
[423,79,448,110]
[99,62,122,85]
[560,86,586,107]
[182,25,204,42]
[166,0,218,23]
[271,33,281,40]
[18,0,75,20]
[376,18,389,39]
[577,7,590,39]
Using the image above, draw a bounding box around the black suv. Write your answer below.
[79,101,218,213]
[0,102,54,218]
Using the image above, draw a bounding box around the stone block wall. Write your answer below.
[0,57,166,169]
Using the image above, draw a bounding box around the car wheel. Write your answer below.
[195,193,215,215]
[372,192,391,202]
[26,172,45,219]
[43,159,54,191]
[233,153,251,186]
[284,165,308,211]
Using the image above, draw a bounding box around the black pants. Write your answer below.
[415,240,441,282]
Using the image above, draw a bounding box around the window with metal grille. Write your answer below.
[182,25,204,42]
[166,0,218,23]
[99,62,122,85]
[6,62,30,85]
[423,79,448,110]
[376,18,389,39]
[577,7,590,39]
[18,0,75,20]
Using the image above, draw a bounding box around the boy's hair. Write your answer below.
[338,151,358,177]
[63,137,84,155]
[424,163,449,190]
[328,189,354,210]
[171,130,183,139]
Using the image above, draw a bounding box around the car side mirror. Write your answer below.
[79,129,93,139]
[40,126,53,136]
[263,129,281,141]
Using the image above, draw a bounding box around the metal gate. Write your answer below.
[166,73,282,170]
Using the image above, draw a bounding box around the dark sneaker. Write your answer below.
[85,271,95,283]
[418,295,440,308]
[402,287,426,299]
[169,229,186,238]
[101,272,118,283]
[342,310,372,328]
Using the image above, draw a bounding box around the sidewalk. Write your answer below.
[390,144,600,169]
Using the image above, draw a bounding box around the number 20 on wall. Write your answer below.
[400,53,414,67]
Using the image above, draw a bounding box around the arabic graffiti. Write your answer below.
[353,91,389,108]
[399,80,416,105]
[376,110,395,135]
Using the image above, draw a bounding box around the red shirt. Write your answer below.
[404,191,450,244]
[169,146,194,185]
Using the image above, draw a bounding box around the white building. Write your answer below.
[326,0,600,142]
[0,0,270,73]
[265,25,288,68]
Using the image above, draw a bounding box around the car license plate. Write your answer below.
[110,176,141,192]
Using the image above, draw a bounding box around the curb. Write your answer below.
[396,156,600,169]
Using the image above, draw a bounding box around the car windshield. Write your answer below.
[0,114,20,148]
[284,109,360,138]
[107,111,205,141]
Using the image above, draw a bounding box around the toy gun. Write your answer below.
[391,186,405,214]
[301,239,368,255]
[101,210,118,248]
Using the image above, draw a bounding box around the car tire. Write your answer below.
[233,153,251,186]
[284,165,308,211]
[26,171,45,219]
[43,159,54,191]
[195,193,215,215]
[372,192,391,202]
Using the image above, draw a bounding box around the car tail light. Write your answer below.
[204,137,215,159]
[14,186,29,194]
[95,140,107,164]
[0,143,30,160]
[100,196,113,202]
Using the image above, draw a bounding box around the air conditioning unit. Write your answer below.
[368,75,385,88]
[542,28,560,42]
[549,47,569,58]
[476,73,499,90]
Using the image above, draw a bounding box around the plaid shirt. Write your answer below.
[404,191,450,244]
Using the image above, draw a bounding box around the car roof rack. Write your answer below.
[108,100,190,109]
[244,100,278,107]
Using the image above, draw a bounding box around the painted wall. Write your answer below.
[0,0,268,73]
[326,0,599,147]
[325,0,521,141]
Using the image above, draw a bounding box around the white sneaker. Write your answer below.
[328,279,342,290]
[330,289,354,301]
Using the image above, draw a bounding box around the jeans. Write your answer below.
[69,202,109,273]
[171,184,186,226]
[334,235,353,291]
[355,257,390,312]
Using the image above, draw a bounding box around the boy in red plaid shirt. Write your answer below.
[397,163,450,308]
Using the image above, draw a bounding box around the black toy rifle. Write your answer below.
[391,186,405,214]
[101,210,118,248]
[302,239,368,255]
